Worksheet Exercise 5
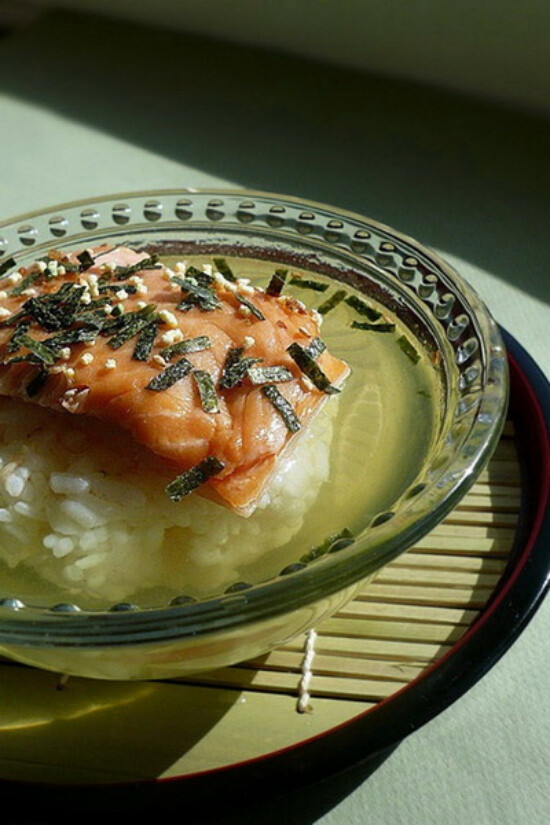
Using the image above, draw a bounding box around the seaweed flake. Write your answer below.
[219,347,262,390]
[345,295,382,322]
[132,320,159,361]
[289,276,329,292]
[397,335,420,364]
[165,456,225,502]
[0,257,17,278]
[175,277,220,312]
[235,292,265,321]
[247,365,293,385]
[113,255,161,280]
[213,257,237,283]
[146,356,193,391]
[317,289,347,316]
[261,384,301,432]
[286,342,339,394]
[351,321,396,332]
[193,369,220,413]
[77,250,95,271]
[159,335,212,361]
[265,268,288,297]
[26,367,50,398]
[17,333,57,365]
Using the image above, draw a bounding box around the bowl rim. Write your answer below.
[0,188,509,645]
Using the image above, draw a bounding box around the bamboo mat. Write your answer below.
[0,421,522,784]
[177,421,519,706]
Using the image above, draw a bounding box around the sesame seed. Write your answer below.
[237,304,252,318]
[136,283,148,295]
[225,282,238,293]
[128,275,144,285]
[153,354,167,368]
[7,273,22,285]
[80,292,92,305]
[136,301,147,310]
[22,288,37,297]
[59,347,71,361]
[0,291,7,299]
[57,265,66,276]
[79,352,94,365]
[115,289,128,301]
[175,261,187,274]
[37,261,47,273]
[105,359,117,370]
[0,308,11,318]
[63,367,75,379]
[160,329,182,345]
[242,335,255,350]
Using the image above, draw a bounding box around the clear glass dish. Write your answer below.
[0,189,508,679]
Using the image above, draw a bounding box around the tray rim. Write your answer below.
[1,328,547,816]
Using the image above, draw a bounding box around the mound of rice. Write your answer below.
[0,397,333,604]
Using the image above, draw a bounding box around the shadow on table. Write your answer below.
[0,10,549,307]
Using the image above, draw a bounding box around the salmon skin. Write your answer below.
[0,246,350,515]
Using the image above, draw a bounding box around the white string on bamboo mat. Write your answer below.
[296,628,317,713]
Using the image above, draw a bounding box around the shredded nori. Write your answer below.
[304,336,326,360]
[213,257,237,283]
[103,305,158,349]
[10,270,43,297]
[26,368,50,398]
[317,289,347,316]
[265,268,288,297]
[146,356,193,391]
[7,319,31,352]
[159,335,212,361]
[286,342,340,394]
[17,333,57,365]
[219,347,262,390]
[351,321,396,332]
[165,455,225,502]
[98,283,138,295]
[0,257,17,278]
[289,276,329,292]
[235,292,265,321]
[22,283,86,331]
[397,335,420,364]
[43,324,100,350]
[132,320,159,361]
[193,369,220,413]
[77,250,95,271]
[247,365,293,385]
[345,295,382,322]
[185,265,214,287]
[175,277,220,312]
[113,255,160,281]
[300,528,354,564]
[261,384,301,432]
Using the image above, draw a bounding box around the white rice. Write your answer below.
[0,397,333,604]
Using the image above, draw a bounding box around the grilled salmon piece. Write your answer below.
[0,246,349,514]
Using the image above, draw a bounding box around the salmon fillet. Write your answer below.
[0,246,350,515]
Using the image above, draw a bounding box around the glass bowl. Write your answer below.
[0,189,508,679]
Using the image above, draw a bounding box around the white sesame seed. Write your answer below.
[242,335,255,350]
[236,278,251,288]
[225,281,238,293]
[158,309,178,328]
[153,354,167,368]
[136,283,148,295]
[0,308,11,318]
[7,273,22,285]
[59,347,71,361]
[240,284,255,295]
[115,289,128,301]
[237,304,252,317]
[105,359,117,370]
[128,275,143,285]
[136,301,147,310]
[160,329,181,345]
[57,265,66,276]
[63,367,76,379]
[37,260,47,273]
[80,292,92,304]
[0,291,7,299]
[175,261,187,274]
[202,263,213,276]
[79,351,94,365]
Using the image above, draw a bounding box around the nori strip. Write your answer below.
[23,283,86,331]
[300,528,354,563]
[102,305,157,348]
[265,268,288,297]
[351,321,396,332]
[397,335,420,364]
[317,289,347,316]
[289,276,329,292]
[159,335,212,361]
[213,257,237,283]
[26,368,50,398]
[0,309,28,329]
[193,369,220,413]
[235,292,265,321]
[146,356,192,391]
[305,336,326,360]
[185,265,214,287]
[77,250,95,271]
[7,319,31,352]
[286,342,340,394]
[113,255,160,280]
[0,257,17,278]
[261,384,301,432]
[132,320,158,361]
[345,295,382,322]
[165,455,225,502]
[17,333,57,365]
[10,270,43,296]
[247,365,293,385]
[219,347,262,390]
[174,277,220,311]
[44,325,100,350]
